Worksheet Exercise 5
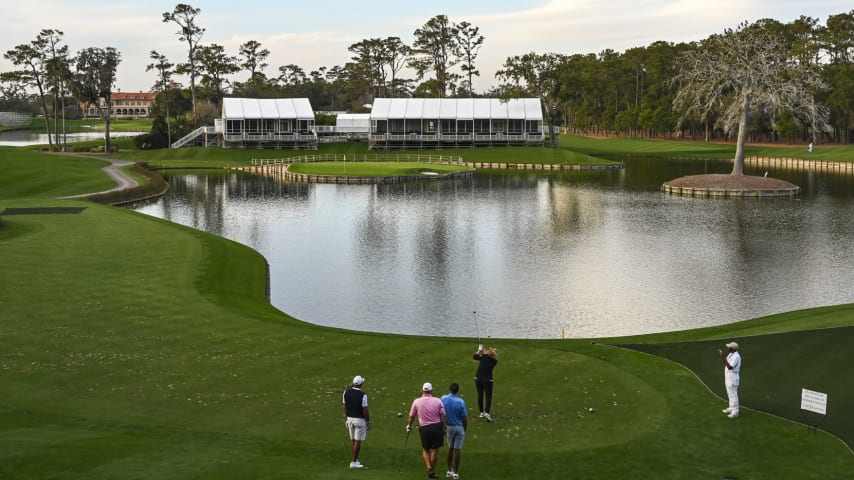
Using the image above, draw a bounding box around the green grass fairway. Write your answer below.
[560,135,854,162]
[621,326,854,449]
[114,141,616,168]
[2,145,854,478]
[111,135,854,170]
[0,148,114,199]
[287,161,471,176]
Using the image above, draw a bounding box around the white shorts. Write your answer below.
[446,424,465,449]
[346,417,367,441]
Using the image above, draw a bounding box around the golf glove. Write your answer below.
[405,425,412,433]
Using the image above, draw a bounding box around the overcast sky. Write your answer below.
[2,0,851,95]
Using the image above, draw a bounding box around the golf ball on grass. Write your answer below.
[588,407,596,413]
[397,412,403,417]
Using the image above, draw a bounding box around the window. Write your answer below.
[373,120,388,134]
[440,119,455,134]
[389,119,405,134]
[226,120,243,134]
[405,119,421,134]
[246,119,262,134]
[474,119,490,134]
[526,120,541,133]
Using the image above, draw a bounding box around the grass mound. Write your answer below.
[664,174,797,190]
[620,326,854,449]
[287,161,470,177]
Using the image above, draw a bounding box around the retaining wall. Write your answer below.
[661,184,799,198]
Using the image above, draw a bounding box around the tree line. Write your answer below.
[2,3,853,150]
[542,13,854,145]
[2,29,121,151]
[150,5,853,148]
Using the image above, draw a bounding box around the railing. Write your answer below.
[249,153,466,167]
[368,132,542,143]
[223,132,318,142]
[435,134,473,141]
[173,129,547,149]
[171,126,212,148]
[745,156,854,173]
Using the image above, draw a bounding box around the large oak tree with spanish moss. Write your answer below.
[673,20,828,175]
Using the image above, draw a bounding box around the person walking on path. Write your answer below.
[441,383,467,480]
[473,344,498,422]
[343,375,371,468]
[718,342,742,418]
[407,382,446,479]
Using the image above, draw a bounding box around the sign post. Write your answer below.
[800,388,828,435]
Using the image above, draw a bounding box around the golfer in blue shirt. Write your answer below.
[441,383,468,479]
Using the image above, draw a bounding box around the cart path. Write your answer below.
[59,156,139,199]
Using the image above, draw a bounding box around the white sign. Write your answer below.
[801,388,828,415]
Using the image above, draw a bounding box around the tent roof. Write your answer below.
[370,98,542,121]
[336,113,371,132]
[222,98,314,120]
[336,113,370,121]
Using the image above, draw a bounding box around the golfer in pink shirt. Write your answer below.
[406,382,446,479]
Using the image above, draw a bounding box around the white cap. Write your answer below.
[422,382,433,392]
[725,342,739,350]
[352,375,365,386]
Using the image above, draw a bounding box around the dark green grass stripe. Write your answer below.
[2,207,87,215]
[619,326,854,450]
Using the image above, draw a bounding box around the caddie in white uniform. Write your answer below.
[719,341,741,418]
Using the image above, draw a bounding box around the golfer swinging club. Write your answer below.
[718,342,741,419]
[473,343,498,422]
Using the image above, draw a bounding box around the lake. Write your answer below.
[0,130,144,146]
[129,156,854,339]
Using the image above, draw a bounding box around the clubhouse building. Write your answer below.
[82,91,157,120]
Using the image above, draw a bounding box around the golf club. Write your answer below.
[343,433,350,465]
[342,385,350,465]
[473,310,480,342]
[397,429,411,473]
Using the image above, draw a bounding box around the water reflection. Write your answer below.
[129,157,854,338]
[0,130,144,146]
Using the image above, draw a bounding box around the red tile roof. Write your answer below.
[112,92,157,101]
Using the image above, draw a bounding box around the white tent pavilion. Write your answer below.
[221,98,317,149]
[369,98,544,149]
[335,113,370,140]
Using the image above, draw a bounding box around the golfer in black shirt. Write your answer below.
[473,344,498,422]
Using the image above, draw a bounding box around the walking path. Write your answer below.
[59,155,139,199]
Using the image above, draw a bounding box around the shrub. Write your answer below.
[89,145,119,153]
[87,163,168,205]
